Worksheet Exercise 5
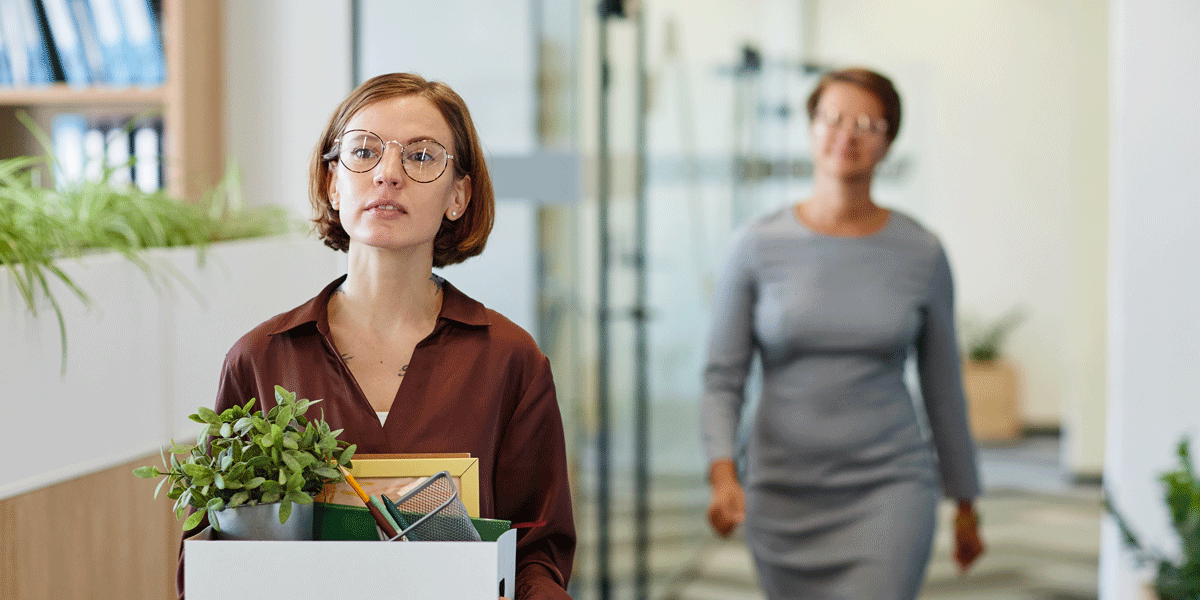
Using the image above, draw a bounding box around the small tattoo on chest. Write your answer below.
[399,364,408,377]
[340,352,353,362]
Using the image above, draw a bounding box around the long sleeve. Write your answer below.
[494,353,576,599]
[701,229,758,463]
[916,245,982,500]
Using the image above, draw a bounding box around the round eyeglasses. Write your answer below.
[812,111,889,138]
[333,130,455,183]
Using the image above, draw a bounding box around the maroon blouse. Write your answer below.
[178,276,575,599]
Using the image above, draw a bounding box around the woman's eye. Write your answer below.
[408,150,434,163]
[352,147,378,160]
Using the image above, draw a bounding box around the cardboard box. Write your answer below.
[185,526,517,599]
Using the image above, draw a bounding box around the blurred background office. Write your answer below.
[1,1,1197,599]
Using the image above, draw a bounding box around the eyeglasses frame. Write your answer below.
[332,129,457,183]
[812,111,890,139]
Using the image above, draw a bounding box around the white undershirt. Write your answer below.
[376,412,388,425]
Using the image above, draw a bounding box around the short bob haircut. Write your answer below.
[309,72,495,268]
[806,67,902,145]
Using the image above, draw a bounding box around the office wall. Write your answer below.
[1101,2,1200,598]
[223,0,353,218]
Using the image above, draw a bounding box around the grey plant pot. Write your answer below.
[210,502,314,541]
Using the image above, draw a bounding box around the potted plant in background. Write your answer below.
[1106,438,1200,600]
[134,386,356,540]
[959,307,1026,443]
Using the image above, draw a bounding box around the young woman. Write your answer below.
[179,73,574,600]
[702,67,985,599]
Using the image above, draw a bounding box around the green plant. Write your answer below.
[133,386,356,531]
[1,112,293,372]
[1106,438,1200,600]
[960,307,1026,362]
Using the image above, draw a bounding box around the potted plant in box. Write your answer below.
[1106,438,1200,600]
[959,307,1026,443]
[134,385,356,540]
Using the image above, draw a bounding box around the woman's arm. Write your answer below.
[493,353,575,600]
[916,245,982,500]
[701,230,758,536]
[701,230,758,466]
[916,246,985,572]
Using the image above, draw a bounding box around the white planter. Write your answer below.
[0,235,341,500]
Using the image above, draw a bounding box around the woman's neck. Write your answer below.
[800,175,888,235]
[336,245,443,331]
[809,172,875,213]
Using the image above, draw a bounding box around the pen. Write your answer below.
[338,464,400,540]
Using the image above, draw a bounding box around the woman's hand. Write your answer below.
[707,460,745,538]
[953,500,985,573]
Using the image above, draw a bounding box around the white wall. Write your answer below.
[1101,2,1200,598]
[223,0,353,218]
[809,0,1109,473]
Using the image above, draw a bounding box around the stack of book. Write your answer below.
[0,0,165,88]
[51,113,162,191]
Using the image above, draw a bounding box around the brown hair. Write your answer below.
[806,67,902,144]
[309,72,495,267]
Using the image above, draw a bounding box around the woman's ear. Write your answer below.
[447,175,471,220]
[328,170,340,210]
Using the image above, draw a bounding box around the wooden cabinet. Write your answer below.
[0,0,222,202]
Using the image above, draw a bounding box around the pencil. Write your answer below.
[338,464,400,539]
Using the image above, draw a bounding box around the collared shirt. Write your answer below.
[179,276,575,599]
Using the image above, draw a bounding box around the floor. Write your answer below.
[569,435,1103,600]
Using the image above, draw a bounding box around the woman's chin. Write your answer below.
[816,163,876,181]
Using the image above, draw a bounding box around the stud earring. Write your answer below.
[451,211,457,217]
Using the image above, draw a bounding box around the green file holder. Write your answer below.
[313,502,511,542]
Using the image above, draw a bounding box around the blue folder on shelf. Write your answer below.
[113,0,162,85]
[37,0,92,85]
[68,0,104,85]
[0,23,14,86]
[52,113,87,189]
[2,0,57,85]
[84,0,131,85]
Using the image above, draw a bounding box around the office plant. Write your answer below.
[961,307,1027,363]
[960,307,1027,442]
[134,386,356,533]
[0,117,290,373]
[1106,437,1200,600]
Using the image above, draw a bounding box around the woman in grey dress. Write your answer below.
[702,67,985,599]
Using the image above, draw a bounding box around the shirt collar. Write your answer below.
[267,274,491,336]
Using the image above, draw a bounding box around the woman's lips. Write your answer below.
[365,200,407,216]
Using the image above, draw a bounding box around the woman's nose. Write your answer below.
[373,145,406,187]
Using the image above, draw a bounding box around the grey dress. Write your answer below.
[702,207,981,600]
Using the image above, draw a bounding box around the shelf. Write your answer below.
[0,0,221,201]
[0,85,166,107]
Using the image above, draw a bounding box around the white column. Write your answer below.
[1102,2,1200,598]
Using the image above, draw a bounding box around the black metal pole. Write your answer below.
[632,3,651,599]
[596,3,613,599]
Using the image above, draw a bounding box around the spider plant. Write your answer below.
[1106,438,1200,600]
[2,112,292,373]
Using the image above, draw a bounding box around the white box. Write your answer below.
[185,527,517,599]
